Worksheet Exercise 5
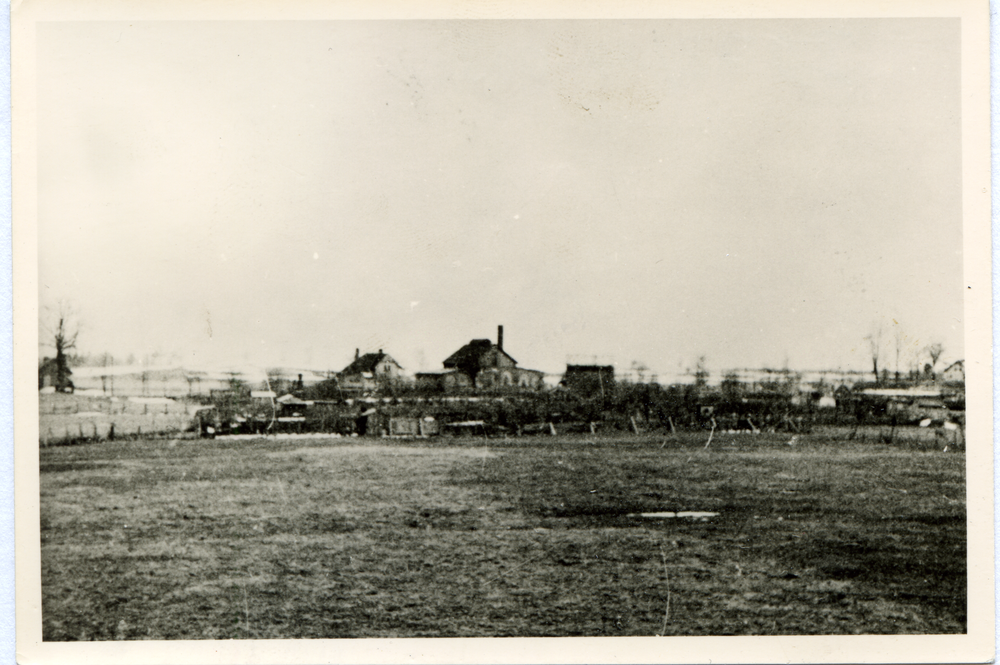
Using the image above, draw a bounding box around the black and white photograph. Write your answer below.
[13,0,993,663]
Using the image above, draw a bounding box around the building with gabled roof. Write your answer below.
[940,359,964,385]
[418,326,544,392]
[339,349,405,393]
[443,338,517,378]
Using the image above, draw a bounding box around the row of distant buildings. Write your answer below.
[313,325,547,393]
[40,324,965,401]
[40,325,548,398]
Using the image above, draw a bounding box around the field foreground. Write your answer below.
[39,433,966,639]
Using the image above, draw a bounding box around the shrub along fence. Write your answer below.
[38,383,965,447]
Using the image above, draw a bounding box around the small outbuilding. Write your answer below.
[561,364,616,397]
[415,368,474,392]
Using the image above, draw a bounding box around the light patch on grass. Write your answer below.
[167,583,225,598]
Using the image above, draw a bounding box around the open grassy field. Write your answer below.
[39,432,966,639]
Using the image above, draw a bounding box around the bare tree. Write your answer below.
[721,370,741,400]
[41,301,79,391]
[864,323,883,385]
[892,324,905,383]
[99,351,114,395]
[926,342,944,372]
[630,360,649,384]
[694,356,709,388]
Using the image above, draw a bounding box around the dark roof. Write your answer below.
[565,364,615,373]
[341,352,401,375]
[443,339,517,368]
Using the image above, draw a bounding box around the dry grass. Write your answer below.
[39,433,965,639]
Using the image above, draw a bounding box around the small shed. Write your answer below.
[388,416,440,437]
[561,365,616,397]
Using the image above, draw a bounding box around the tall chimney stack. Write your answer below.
[497,325,504,351]
[355,348,360,361]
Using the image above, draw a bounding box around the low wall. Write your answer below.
[38,393,200,445]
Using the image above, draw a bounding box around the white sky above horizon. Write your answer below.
[36,19,964,378]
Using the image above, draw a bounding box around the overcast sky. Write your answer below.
[36,19,963,378]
